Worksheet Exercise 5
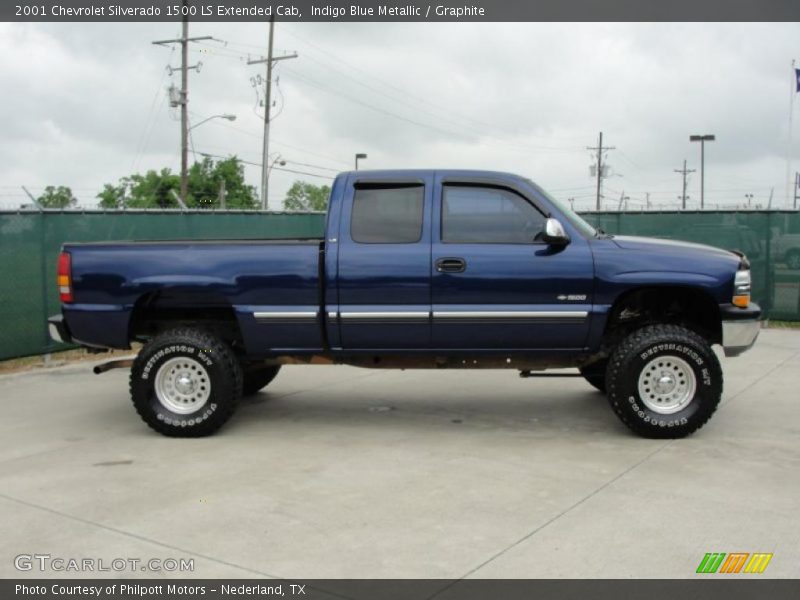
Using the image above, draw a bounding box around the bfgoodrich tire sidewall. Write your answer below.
[130,330,241,436]
[608,328,723,437]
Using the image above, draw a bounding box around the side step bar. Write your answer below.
[93,358,135,374]
[518,370,583,378]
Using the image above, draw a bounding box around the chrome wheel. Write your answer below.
[154,357,211,414]
[637,355,696,414]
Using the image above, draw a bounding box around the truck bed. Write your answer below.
[62,239,324,353]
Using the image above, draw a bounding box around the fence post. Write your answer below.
[764,212,774,317]
[39,211,52,363]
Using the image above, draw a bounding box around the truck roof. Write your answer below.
[337,168,530,182]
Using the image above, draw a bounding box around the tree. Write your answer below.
[187,157,258,209]
[283,181,331,212]
[97,157,258,210]
[37,186,77,208]
[97,169,180,209]
[97,183,127,209]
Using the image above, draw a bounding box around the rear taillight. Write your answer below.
[57,251,73,303]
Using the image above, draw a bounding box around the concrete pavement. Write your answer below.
[1,329,799,579]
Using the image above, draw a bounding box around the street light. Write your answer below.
[745,193,754,208]
[268,154,286,175]
[689,134,715,209]
[188,113,237,131]
[260,155,286,211]
[355,153,367,170]
[187,114,237,162]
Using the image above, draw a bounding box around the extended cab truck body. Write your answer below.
[48,170,761,438]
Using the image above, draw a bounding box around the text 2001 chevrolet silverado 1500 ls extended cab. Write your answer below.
[48,170,761,438]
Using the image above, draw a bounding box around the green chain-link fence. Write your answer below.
[1,209,798,361]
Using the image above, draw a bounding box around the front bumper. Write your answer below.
[48,314,72,344]
[721,303,761,357]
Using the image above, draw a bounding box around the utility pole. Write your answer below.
[674,159,695,210]
[689,134,715,209]
[179,15,189,205]
[218,178,226,209]
[787,59,796,207]
[795,172,800,209]
[617,190,630,211]
[248,15,298,210]
[152,4,210,206]
[587,132,614,211]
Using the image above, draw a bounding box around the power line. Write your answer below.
[282,64,581,155]
[132,48,174,172]
[188,110,350,168]
[290,50,576,148]
[211,31,530,142]
[271,165,334,180]
[546,184,597,193]
[197,151,334,180]
[277,26,592,146]
[283,160,340,173]
[200,35,584,154]
[616,148,644,171]
[612,187,775,196]
[194,142,342,174]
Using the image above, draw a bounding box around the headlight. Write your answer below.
[733,269,751,308]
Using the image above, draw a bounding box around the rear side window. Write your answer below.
[442,185,546,244]
[351,184,424,244]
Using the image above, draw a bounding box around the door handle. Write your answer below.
[435,257,467,273]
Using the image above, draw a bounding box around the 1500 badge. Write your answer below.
[557,294,587,301]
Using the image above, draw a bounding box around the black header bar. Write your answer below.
[4,579,800,600]
[4,0,800,22]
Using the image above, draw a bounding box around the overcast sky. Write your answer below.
[0,21,799,211]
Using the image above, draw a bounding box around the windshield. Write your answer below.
[525,179,598,238]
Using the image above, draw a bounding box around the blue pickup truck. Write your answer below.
[49,170,760,438]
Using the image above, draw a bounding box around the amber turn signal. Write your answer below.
[732,270,751,309]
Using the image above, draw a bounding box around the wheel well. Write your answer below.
[604,286,722,347]
[129,289,244,351]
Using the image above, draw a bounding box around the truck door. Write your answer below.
[333,174,433,349]
[430,178,594,350]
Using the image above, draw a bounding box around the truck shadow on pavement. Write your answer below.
[227,388,625,437]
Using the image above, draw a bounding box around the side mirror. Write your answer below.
[542,218,570,246]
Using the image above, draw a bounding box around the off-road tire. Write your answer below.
[580,359,608,393]
[242,365,282,396]
[606,324,722,439]
[130,328,242,437]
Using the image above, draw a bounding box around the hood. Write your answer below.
[592,235,743,304]
[612,235,740,262]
